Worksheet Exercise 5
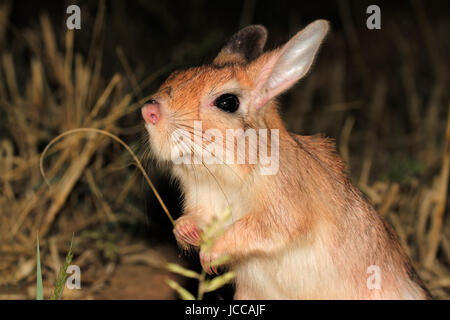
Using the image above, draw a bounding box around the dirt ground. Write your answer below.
[0,242,186,300]
[84,264,176,300]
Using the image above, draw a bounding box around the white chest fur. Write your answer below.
[173,165,251,226]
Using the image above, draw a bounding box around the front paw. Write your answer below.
[173,216,201,248]
[199,244,228,275]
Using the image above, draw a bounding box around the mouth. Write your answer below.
[143,121,181,164]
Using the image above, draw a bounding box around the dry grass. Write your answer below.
[0,1,448,299]
[0,3,162,298]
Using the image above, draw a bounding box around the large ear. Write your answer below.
[213,25,268,66]
[251,20,329,108]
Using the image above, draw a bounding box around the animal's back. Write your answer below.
[232,134,431,300]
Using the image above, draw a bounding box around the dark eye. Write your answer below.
[214,94,240,113]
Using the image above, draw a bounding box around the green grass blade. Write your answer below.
[36,236,43,300]
[166,279,196,300]
[200,271,235,293]
[165,263,201,279]
[50,234,75,300]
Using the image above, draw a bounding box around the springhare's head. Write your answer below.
[142,20,329,176]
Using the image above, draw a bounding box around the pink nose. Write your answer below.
[141,103,160,125]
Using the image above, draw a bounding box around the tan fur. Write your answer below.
[143,22,431,300]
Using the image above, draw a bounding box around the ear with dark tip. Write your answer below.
[213,25,268,66]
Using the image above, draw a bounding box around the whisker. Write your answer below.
[177,138,231,208]
[173,126,245,183]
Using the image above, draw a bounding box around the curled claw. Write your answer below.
[200,250,220,275]
[173,218,200,247]
[187,228,200,244]
[200,251,213,275]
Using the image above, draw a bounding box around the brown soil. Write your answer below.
[92,264,177,300]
